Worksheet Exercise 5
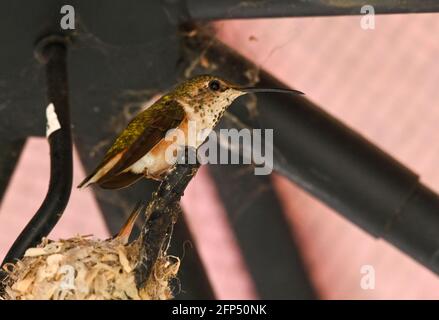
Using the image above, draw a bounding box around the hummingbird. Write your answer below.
[78,75,303,190]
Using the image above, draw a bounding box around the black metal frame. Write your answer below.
[184,0,439,20]
[0,1,438,299]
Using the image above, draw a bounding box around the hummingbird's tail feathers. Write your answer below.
[77,152,125,189]
[77,164,107,189]
[77,172,97,189]
[77,170,142,190]
[98,171,143,189]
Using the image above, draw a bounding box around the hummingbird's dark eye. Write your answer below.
[208,80,221,91]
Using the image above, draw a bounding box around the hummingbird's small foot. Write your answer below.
[143,168,166,181]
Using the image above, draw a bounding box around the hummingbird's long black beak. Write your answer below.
[239,87,304,95]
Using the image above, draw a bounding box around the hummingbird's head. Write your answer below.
[172,75,245,113]
[171,74,304,119]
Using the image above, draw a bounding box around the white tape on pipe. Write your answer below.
[46,103,61,137]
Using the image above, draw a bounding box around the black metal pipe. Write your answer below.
[185,0,439,20]
[383,184,439,274]
[255,73,419,238]
[1,37,73,265]
[208,163,318,299]
[236,70,439,275]
[247,67,439,276]
[224,91,439,275]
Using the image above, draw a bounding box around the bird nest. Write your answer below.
[1,236,179,300]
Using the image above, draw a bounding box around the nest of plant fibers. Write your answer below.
[1,236,179,300]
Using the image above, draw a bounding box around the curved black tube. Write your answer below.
[1,38,72,266]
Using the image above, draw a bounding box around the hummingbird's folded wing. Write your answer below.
[78,98,185,189]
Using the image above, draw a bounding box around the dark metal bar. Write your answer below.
[195,30,439,276]
[209,164,317,299]
[1,37,73,265]
[383,184,439,273]
[255,73,419,238]
[256,85,439,274]
[0,138,26,206]
[185,0,439,20]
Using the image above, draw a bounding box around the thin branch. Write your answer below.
[134,148,200,288]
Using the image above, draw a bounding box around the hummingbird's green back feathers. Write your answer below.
[78,96,185,189]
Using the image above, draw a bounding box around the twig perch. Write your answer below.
[135,147,200,289]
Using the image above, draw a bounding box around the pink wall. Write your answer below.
[1,13,439,299]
